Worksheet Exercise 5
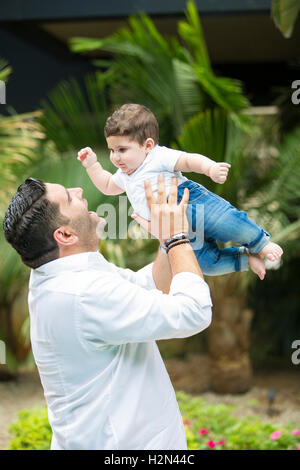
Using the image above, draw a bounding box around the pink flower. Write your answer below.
[297,446,300,450]
[183,419,191,428]
[217,440,225,446]
[198,428,210,435]
[291,429,300,436]
[206,440,216,449]
[270,430,282,440]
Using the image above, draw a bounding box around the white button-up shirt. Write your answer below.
[28,251,212,450]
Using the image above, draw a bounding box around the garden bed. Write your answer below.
[0,354,299,450]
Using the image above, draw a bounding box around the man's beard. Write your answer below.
[72,213,99,250]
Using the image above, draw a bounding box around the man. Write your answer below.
[3,175,212,450]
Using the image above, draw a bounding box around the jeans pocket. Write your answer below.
[189,189,209,203]
[182,181,209,204]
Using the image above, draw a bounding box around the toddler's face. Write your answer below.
[106,136,151,175]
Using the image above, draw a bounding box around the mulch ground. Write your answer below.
[1,354,299,449]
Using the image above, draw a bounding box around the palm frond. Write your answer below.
[70,6,247,141]
[0,58,12,82]
[178,0,211,70]
[242,126,300,257]
[271,0,300,38]
[256,127,300,220]
[69,3,250,144]
[0,110,44,212]
[175,108,228,162]
[178,1,249,114]
[40,73,110,152]
[193,66,250,112]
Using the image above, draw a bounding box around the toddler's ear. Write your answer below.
[145,138,155,154]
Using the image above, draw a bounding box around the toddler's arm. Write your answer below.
[77,147,125,195]
[174,152,231,184]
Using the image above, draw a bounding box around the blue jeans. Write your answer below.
[176,180,270,276]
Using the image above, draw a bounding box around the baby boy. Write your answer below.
[77,103,283,279]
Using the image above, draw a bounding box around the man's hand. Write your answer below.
[132,175,189,243]
[209,162,231,184]
[77,147,98,169]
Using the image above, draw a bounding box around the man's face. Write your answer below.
[45,183,106,249]
[106,136,147,175]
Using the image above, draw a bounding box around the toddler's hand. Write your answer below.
[209,162,231,184]
[77,147,98,169]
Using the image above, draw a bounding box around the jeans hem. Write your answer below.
[247,230,270,254]
[236,247,249,272]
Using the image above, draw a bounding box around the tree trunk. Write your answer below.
[207,272,254,394]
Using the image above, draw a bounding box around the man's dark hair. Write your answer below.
[3,178,69,269]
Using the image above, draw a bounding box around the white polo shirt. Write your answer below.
[28,251,212,450]
[112,145,188,220]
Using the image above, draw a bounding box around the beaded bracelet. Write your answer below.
[163,233,189,250]
[166,239,190,254]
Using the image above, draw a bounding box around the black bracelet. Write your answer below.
[167,239,190,254]
[164,233,189,249]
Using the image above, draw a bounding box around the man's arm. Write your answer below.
[80,238,211,346]
[79,175,212,347]
[79,267,212,347]
[114,248,172,294]
[152,248,172,294]
[174,152,231,184]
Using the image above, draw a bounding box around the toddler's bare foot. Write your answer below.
[259,242,283,262]
[248,253,266,280]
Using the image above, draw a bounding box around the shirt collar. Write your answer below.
[33,251,105,276]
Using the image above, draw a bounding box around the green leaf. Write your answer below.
[175,108,228,163]
[0,110,44,212]
[271,0,300,38]
[39,73,110,152]
[178,0,211,70]
[69,3,250,143]
[0,58,12,82]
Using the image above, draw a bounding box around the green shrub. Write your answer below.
[6,393,300,450]
[8,407,51,450]
[177,391,300,450]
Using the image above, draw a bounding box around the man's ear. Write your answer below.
[145,138,155,155]
[53,226,78,247]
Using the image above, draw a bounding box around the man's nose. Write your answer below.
[69,187,83,198]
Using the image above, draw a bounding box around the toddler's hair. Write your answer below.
[104,103,159,145]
